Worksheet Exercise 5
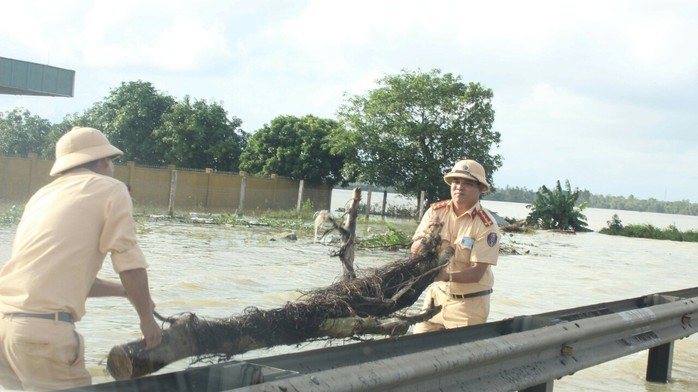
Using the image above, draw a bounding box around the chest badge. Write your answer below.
[460,236,474,249]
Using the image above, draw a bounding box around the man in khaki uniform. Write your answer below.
[0,127,162,390]
[412,159,500,333]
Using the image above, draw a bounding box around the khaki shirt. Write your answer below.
[414,200,500,294]
[0,169,147,321]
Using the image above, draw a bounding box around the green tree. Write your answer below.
[0,108,52,157]
[525,180,589,231]
[154,96,247,171]
[40,114,84,159]
[240,115,345,186]
[78,81,175,164]
[334,68,502,203]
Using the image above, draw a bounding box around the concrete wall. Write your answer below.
[0,154,332,213]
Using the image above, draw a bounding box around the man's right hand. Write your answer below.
[141,315,162,349]
[119,268,162,349]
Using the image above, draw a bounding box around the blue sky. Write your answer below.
[2,0,697,202]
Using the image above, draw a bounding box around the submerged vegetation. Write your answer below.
[358,224,413,250]
[128,202,417,250]
[599,214,698,242]
[0,204,22,225]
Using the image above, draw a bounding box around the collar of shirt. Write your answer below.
[449,201,481,219]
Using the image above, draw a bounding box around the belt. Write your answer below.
[2,312,74,323]
[449,289,493,300]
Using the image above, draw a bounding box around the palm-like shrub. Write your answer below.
[525,180,589,231]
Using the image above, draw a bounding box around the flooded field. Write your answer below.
[1,199,697,390]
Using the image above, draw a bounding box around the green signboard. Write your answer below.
[0,56,75,97]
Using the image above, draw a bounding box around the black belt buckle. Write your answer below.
[451,289,493,299]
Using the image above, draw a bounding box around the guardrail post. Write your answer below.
[520,381,554,392]
[646,341,674,383]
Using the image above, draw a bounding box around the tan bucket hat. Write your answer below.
[443,159,490,192]
[50,127,123,176]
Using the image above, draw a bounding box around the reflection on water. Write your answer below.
[1,200,697,390]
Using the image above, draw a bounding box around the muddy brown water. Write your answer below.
[1,199,697,390]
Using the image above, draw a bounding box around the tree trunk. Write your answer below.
[106,189,448,380]
[337,187,360,281]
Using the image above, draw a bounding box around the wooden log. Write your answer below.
[106,191,448,380]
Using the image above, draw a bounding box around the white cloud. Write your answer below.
[79,2,231,71]
[2,0,698,201]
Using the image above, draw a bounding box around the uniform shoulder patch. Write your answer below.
[477,209,494,227]
[430,200,449,210]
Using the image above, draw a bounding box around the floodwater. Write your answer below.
[1,195,697,391]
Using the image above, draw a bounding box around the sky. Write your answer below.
[2,0,697,202]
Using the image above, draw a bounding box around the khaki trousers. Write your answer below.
[413,285,490,333]
[0,316,90,391]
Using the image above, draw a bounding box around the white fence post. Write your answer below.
[296,180,305,214]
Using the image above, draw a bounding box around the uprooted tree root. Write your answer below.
[106,223,449,380]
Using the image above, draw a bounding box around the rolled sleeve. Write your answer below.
[111,245,147,273]
[100,184,148,273]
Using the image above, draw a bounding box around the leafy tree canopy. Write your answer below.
[239,115,346,186]
[77,81,176,165]
[334,68,502,203]
[525,180,590,231]
[154,96,247,171]
[0,108,52,157]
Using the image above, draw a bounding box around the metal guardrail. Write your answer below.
[67,287,698,392]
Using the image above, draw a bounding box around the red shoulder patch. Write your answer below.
[430,200,449,210]
[477,209,494,227]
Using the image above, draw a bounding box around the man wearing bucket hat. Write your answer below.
[411,159,500,333]
[0,127,161,390]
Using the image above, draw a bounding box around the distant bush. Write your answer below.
[599,214,698,242]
